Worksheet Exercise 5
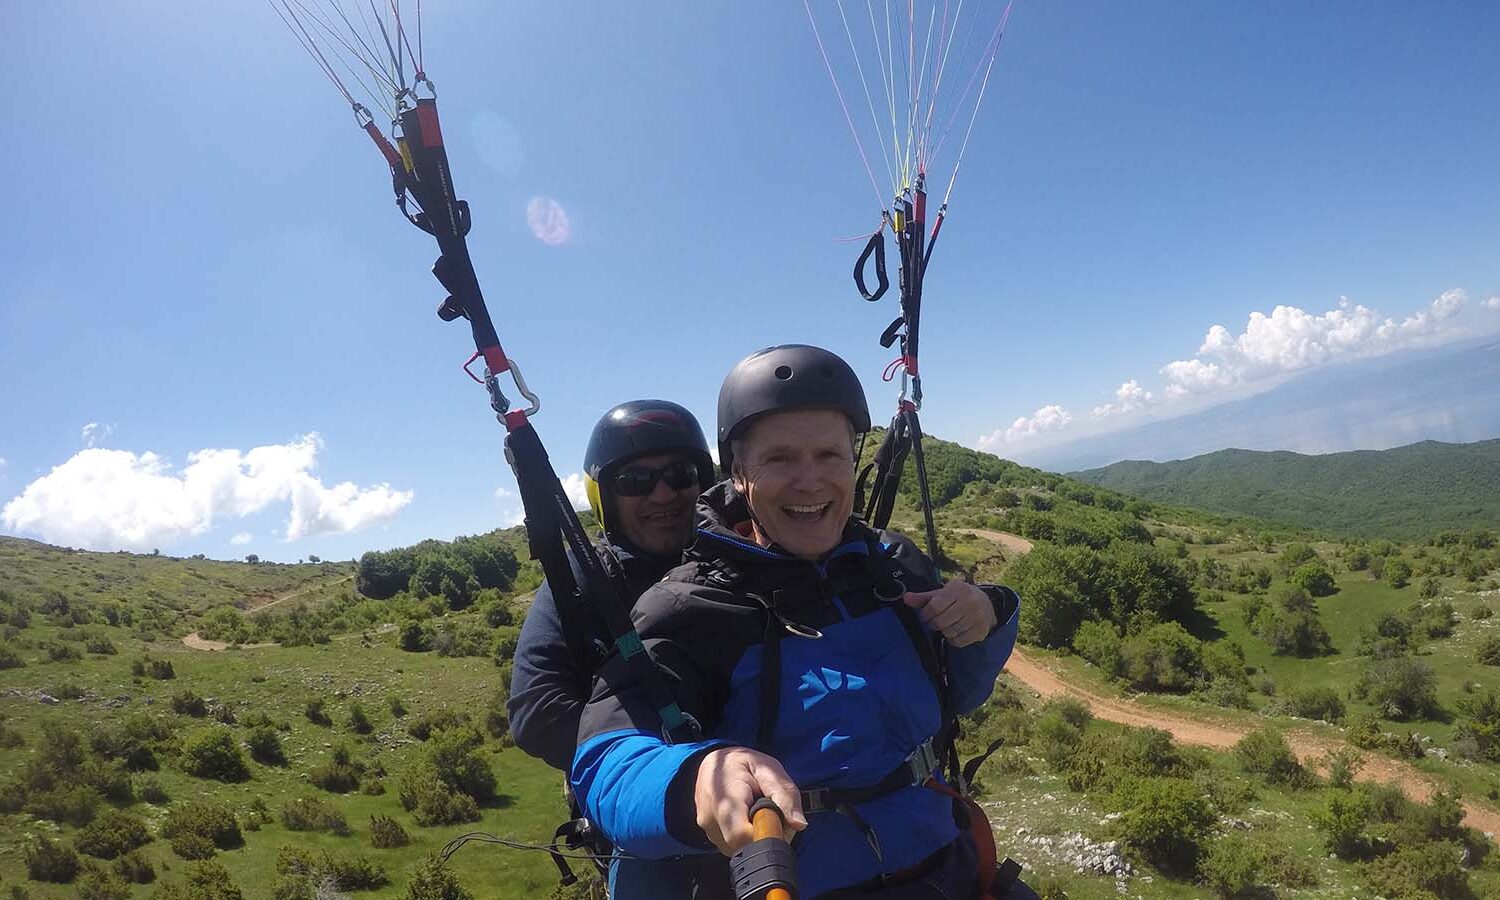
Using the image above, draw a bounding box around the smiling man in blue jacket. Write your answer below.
[571,345,1024,899]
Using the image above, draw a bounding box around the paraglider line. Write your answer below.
[805,0,886,207]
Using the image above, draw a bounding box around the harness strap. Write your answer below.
[798,737,942,815]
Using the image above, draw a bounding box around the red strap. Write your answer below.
[882,356,920,382]
[361,120,404,170]
[417,101,444,149]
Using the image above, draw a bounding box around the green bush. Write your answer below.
[388,696,408,718]
[114,850,156,884]
[171,691,209,717]
[0,643,23,668]
[348,702,373,734]
[280,796,350,835]
[136,774,170,804]
[1109,777,1215,874]
[1472,603,1494,621]
[407,709,470,741]
[25,836,80,883]
[77,809,152,859]
[151,859,245,900]
[304,698,331,727]
[1311,789,1371,858]
[404,853,475,900]
[309,759,360,793]
[1030,699,1089,770]
[322,853,390,890]
[370,814,410,848]
[26,783,102,826]
[1119,622,1206,692]
[162,801,242,854]
[1289,561,1337,597]
[86,636,118,655]
[44,641,82,662]
[246,725,287,766]
[1233,727,1305,786]
[1071,620,1122,677]
[399,620,434,652]
[1478,636,1500,666]
[1353,654,1440,721]
[77,863,132,900]
[1198,834,1264,899]
[1361,840,1469,899]
[1271,684,1346,723]
[180,728,250,782]
[396,768,481,827]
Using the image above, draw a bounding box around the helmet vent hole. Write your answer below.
[774,365,793,381]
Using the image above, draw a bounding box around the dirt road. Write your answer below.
[965,528,1500,837]
[180,576,353,653]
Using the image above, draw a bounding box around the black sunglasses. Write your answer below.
[611,459,700,498]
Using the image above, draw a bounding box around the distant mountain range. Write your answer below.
[1024,336,1500,472]
[1072,438,1500,540]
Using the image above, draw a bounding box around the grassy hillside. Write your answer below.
[4,438,1500,898]
[1071,438,1500,540]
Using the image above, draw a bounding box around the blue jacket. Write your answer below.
[571,484,1020,899]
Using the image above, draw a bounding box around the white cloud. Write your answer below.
[1485,296,1500,310]
[526,196,571,246]
[230,532,253,546]
[1092,380,1157,418]
[81,422,115,448]
[976,404,1074,449]
[560,472,591,511]
[0,433,412,551]
[1160,289,1468,399]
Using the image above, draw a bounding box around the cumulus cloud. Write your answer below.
[230,532,253,546]
[1092,380,1157,419]
[973,287,1481,454]
[1486,296,1500,310]
[81,422,115,448]
[527,196,571,246]
[560,472,591,511]
[1160,289,1468,399]
[976,405,1073,449]
[0,433,412,551]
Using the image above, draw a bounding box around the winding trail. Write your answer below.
[967,528,1500,839]
[180,576,354,653]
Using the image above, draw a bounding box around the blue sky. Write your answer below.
[2,2,1498,561]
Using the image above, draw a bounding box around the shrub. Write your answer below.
[86,637,118,655]
[25,836,80,883]
[26,783,102,826]
[1198,834,1264,899]
[115,850,156,884]
[405,853,475,900]
[408,709,470,741]
[1071,620,1122,677]
[1473,603,1494,621]
[370,814,410,848]
[322,853,389,890]
[180,728,250,782]
[77,809,152,859]
[1271,684,1346,723]
[1030,699,1090,770]
[308,757,360,793]
[77,863,131,900]
[1322,747,1364,789]
[1385,557,1413,588]
[247,725,287,766]
[388,696,408,718]
[1311,789,1371,858]
[304,698,331,726]
[1361,840,1469,899]
[1109,777,1215,874]
[1353,654,1440,721]
[162,801,242,854]
[399,620,433,652]
[397,767,481,827]
[1233,727,1305,786]
[0,643,22,669]
[136,774,170,804]
[1478,636,1500,666]
[1119,622,1206,692]
[171,691,208,717]
[151,859,245,900]
[146,658,176,679]
[280,796,350,835]
[348,702,373,734]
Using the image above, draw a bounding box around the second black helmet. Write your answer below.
[716,344,870,474]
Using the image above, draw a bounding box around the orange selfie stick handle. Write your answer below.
[732,797,796,900]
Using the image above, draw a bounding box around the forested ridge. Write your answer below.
[1072,438,1500,540]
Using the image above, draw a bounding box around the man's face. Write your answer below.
[610,451,700,557]
[731,409,856,560]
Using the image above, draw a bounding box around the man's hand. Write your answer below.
[903,581,997,647]
[693,746,808,855]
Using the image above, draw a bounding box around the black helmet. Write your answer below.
[583,400,715,527]
[716,344,870,473]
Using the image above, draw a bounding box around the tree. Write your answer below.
[405,853,474,900]
[1290,561,1337,597]
[244,554,260,565]
[1385,557,1413,589]
[180,729,250,782]
[1354,654,1439,721]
